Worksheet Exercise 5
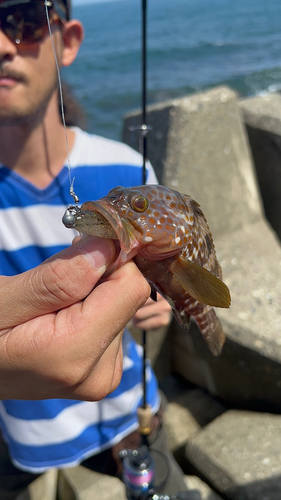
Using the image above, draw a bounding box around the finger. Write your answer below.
[0,236,116,330]
[70,330,124,401]
[2,262,150,400]
[134,294,171,320]
[79,261,151,346]
[133,316,169,330]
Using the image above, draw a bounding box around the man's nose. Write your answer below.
[0,29,18,60]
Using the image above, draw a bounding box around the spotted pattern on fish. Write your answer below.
[63,185,231,355]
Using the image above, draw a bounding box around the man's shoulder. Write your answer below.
[70,127,143,168]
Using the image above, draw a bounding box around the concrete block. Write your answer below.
[124,86,281,410]
[164,388,225,452]
[170,389,226,427]
[123,86,263,240]
[184,475,223,500]
[185,410,281,500]
[170,218,281,410]
[58,466,125,500]
[16,469,58,500]
[164,401,200,452]
[239,93,281,240]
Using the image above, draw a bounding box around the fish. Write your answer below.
[62,185,231,356]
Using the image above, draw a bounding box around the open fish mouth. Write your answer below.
[62,201,137,255]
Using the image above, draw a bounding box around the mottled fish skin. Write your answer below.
[64,185,231,356]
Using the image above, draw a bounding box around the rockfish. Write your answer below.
[62,185,231,355]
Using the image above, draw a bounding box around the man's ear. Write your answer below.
[61,20,84,67]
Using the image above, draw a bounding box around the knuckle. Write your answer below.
[77,358,123,402]
[38,259,82,306]
[54,361,92,390]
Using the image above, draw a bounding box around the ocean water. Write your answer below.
[63,0,281,140]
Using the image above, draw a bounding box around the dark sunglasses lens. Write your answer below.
[0,1,48,44]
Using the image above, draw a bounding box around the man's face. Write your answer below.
[0,1,65,125]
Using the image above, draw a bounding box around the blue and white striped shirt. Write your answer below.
[0,127,160,472]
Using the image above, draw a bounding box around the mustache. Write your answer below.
[0,67,28,84]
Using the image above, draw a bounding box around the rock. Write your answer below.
[184,475,223,500]
[239,92,281,240]
[239,92,281,135]
[185,410,281,500]
[164,401,200,451]
[164,387,225,452]
[58,466,126,500]
[170,218,281,410]
[170,389,226,427]
[123,86,281,410]
[16,469,58,500]
[123,85,263,240]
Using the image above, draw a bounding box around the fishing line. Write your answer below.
[44,0,79,204]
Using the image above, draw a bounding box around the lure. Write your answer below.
[63,185,231,355]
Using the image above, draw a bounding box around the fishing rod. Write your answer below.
[120,3,197,500]
[120,4,201,499]
[139,0,150,427]
[120,2,155,497]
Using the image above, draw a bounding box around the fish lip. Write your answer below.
[79,200,136,253]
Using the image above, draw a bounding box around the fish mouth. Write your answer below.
[79,201,137,252]
[63,201,140,271]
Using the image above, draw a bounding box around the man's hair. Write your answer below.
[59,81,87,130]
[61,0,71,20]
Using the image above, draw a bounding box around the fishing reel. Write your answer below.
[120,444,201,500]
[119,406,201,500]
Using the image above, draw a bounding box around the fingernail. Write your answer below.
[77,237,115,270]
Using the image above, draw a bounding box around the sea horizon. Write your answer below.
[63,0,281,140]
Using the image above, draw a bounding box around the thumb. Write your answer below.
[0,236,116,330]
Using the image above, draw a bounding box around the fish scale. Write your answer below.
[63,185,231,356]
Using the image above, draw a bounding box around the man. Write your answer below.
[0,0,187,498]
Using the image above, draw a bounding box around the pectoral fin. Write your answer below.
[171,257,231,308]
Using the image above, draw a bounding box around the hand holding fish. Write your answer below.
[0,237,150,400]
[63,185,231,356]
[73,235,172,331]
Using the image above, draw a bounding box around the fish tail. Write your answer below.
[194,305,225,356]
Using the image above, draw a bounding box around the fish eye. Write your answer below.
[130,194,149,212]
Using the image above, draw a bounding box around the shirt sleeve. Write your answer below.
[145,160,158,185]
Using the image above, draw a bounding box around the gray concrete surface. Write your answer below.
[16,469,58,500]
[123,85,263,240]
[185,410,281,500]
[171,218,281,409]
[184,476,223,500]
[124,85,281,410]
[164,387,225,452]
[165,400,200,451]
[58,466,126,500]
[239,92,281,240]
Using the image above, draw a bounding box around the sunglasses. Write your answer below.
[0,0,67,46]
